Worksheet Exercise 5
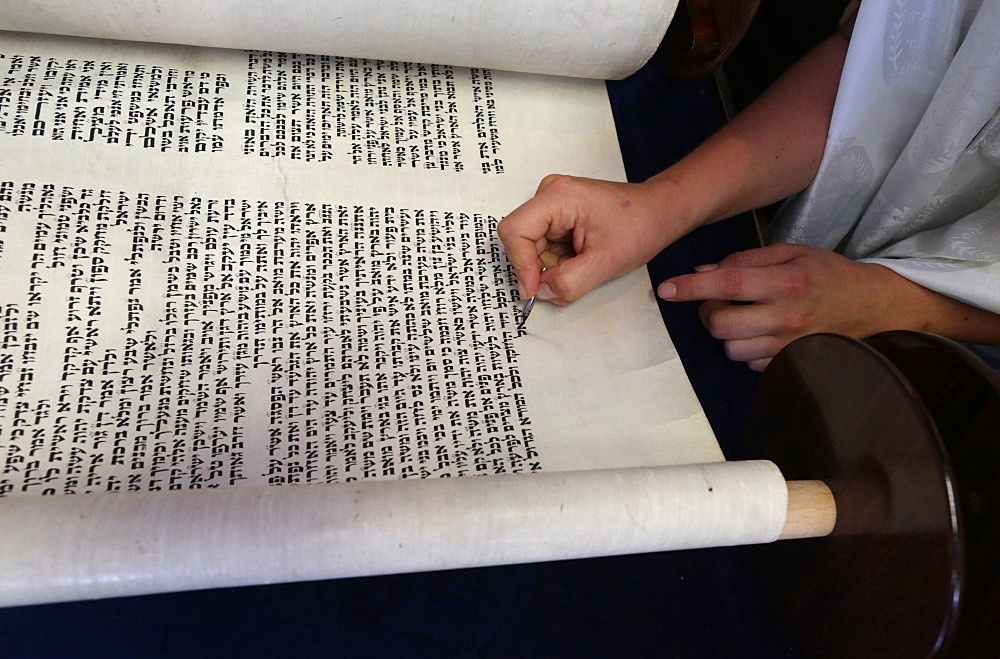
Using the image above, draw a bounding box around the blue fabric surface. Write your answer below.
[967,343,1000,374]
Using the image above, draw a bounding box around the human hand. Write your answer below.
[498,174,686,304]
[658,243,898,371]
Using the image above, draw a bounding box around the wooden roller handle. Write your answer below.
[779,480,836,540]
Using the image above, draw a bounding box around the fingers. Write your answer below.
[498,174,664,303]
[697,299,792,372]
[539,242,574,269]
[697,299,801,340]
[676,243,814,291]
[657,243,839,371]
[718,335,786,364]
[660,266,784,303]
[498,206,552,299]
[498,175,588,298]
[660,248,816,304]
[540,249,618,303]
[715,243,812,269]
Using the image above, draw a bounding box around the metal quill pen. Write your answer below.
[517,267,545,330]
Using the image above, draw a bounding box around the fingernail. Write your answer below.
[537,283,555,300]
[517,282,527,299]
[694,263,719,272]
[659,282,677,299]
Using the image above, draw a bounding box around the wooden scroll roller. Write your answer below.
[746,331,1000,658]
[0,329,995,659]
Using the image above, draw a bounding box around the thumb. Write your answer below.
[540,250,621,303]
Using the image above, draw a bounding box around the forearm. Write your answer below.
[867,264,1000,345]
[642,31,851,235]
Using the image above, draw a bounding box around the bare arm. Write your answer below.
[498,30,851,302]
[645,30,850,232]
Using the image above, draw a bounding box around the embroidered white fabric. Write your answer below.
[774,0,1000,314]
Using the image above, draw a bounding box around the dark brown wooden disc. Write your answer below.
[865,331,1000,657]
[745,334,961,658]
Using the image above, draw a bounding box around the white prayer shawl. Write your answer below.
[773,0,1000,314]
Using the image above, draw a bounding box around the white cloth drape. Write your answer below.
[774,0,1000,314]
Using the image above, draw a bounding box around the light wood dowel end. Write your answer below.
[779,480,836,540]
